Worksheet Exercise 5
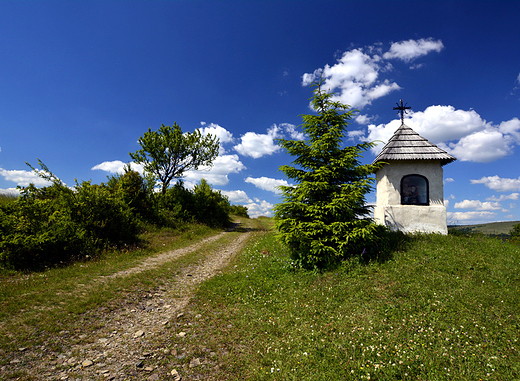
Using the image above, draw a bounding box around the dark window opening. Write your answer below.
[401,174,429,205]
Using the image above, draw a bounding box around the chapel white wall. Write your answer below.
[374,160,448,235]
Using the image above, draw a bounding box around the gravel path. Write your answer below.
[7,222,255,381]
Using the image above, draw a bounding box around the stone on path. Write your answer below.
[171,368,182,381]
[133,330,145,338]
[82,359,93,367]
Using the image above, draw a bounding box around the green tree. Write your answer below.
[510,223,520,238]
[130,123,219,194]
[274,80,385,269]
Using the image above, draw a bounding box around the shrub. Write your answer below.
[0,164,139,270]
[509,223,520,238]
[192,179,231,228]
[229,204,249,218]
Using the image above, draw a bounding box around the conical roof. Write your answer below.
[373,123,456,166]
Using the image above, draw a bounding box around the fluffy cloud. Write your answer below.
[0,187,20,195]
[471,175,520,192]
[234,123,304,159]
[367,106,520,162]
[234,125,282,159]
[301,38,443,109]
[245,199,274,218]
[91,160,143,174]
[185,154,245,186]
[447,211,496,224]
[0,167,53,187]
[245,176,292,194]
[92,153,245,188]
[220,190,252,204]
[486,193,519,202]
[383,38,444,62]
[199,122,234,154]
[454,199,502,211]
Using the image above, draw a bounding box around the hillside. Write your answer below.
[449,220,520,236]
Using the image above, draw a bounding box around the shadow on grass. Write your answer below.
[359,230,410,265]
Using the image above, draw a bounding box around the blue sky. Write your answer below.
[1,1,520,223]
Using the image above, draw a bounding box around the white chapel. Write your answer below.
[372,102,456,235]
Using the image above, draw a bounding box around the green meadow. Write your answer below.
[1,218,519,380]
[180,225,520,380]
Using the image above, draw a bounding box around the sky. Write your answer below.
[1,1,520,223]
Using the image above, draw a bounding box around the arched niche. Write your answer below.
[401,174,429,205]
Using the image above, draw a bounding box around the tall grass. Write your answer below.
[0,192,18,207]
[176,232,520,380]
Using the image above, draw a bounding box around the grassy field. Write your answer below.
[179,226,520,380]
[1,218,519,380]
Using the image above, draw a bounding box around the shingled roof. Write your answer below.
[373,123,456,166]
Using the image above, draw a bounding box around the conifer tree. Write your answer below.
[274,80,385,269]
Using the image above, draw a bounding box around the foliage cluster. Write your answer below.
[0,162,244,271]
[509,223,520,237]
[274,80,386,269]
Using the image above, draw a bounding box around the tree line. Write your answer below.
[0,125,247,271]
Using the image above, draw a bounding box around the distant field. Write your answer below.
[449,220,520,236]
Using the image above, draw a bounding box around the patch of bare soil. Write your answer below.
[4,221,258,380]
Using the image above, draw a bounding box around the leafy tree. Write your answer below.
[274,80,385,269]
[510,223,520,238]
[192,179,231,228]
[130,123,219,194]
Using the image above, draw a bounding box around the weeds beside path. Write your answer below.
[1,217,269,380]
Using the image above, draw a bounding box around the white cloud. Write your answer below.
[445,178,455,183]
[447,211,496,224]
[301,39,443,109]
[517,72,520,84]
[367,105,520,162]
[234,123,303,159]
[0,167,53,187]
[355,114,376,125]
[199,122,234,154]
[234,125,282,159]
[444,199,449,208]
[245,199,274,218]
[303,48,400,109]
[471,175,520,192]
[486,193,519,202]
[0,187,20,195]
[220,190,252,204]
[281,123,305,140]
[347,130,365,141]
[91,160,143,174]
[383,38,444,62]
[185,154,246,186]
[454,199,502,211]
[441,129,514,163]
[92,154,245,188]
[245,176,292,194]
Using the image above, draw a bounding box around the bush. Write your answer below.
[192,179,231,228]
[0,174,139,270]
[229,204,249,218]
[509,223,520,238]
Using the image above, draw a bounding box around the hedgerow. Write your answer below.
[0,162,245,270]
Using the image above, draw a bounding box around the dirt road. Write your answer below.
[5,220,262,380]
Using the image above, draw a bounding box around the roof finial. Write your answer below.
[393,99,411,124]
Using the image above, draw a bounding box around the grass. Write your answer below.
[1,219,519,380]
[174,230,520,380]
[0,220,223,355]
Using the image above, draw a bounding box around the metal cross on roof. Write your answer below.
[393,99,411,124]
